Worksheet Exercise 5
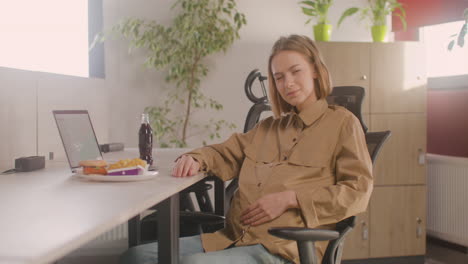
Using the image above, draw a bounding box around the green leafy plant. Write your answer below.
[338,0,406,29]
[299,0,334,25]
[94,0,246,147]
[448,8,468,50]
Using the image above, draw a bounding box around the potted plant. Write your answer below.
[338,0,406,42]
[300,0,334,41]
[448,8,468,50]
[93,0,246,147]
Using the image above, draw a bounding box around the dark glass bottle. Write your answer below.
[139,113,153,165]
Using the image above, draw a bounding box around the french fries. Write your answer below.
[108,158,147,170]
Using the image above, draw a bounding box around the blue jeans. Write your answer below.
[120,235,291,264]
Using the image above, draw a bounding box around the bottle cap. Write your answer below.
[141,113,150,123]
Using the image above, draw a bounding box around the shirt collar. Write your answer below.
[296,99,328,126]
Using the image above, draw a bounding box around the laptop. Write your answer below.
[53,110,103,172]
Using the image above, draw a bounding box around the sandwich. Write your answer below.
[79,160,108,175]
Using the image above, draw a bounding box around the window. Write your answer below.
[0,0,103,78]
[422,20,468,89]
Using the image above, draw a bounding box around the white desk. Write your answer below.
[0,149,205,264]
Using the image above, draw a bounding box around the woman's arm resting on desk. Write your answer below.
[180,123,260,181]
[171,123,258,178]
[172,155,200,177]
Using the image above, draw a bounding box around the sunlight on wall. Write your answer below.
[0,0,89,77]
[422,20,468,78]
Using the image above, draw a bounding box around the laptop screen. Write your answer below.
[53,110,102,169]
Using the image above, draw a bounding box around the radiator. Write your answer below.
[427,153,468,247]
[66,223,128,258]
[93,223,128,242]
[92,209,157,242]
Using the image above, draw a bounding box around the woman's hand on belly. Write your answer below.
[240,190,298,226]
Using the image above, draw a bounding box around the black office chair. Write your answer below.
[242,69,271,132]
[326,86,368,133]
[365,131,392,164]
[268,130,391,264]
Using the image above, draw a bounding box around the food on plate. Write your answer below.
[79,160,108,175]
[107,158,148,176]
[107,158,147,170]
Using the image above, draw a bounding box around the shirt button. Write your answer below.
[293,138,297,142]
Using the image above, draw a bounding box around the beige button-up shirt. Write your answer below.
[185,99,373,263]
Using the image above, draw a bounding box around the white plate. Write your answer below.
[75,171,158,182]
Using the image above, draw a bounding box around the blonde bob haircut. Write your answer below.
[268,35,332,118]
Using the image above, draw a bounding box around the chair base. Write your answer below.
[343,255,425,264]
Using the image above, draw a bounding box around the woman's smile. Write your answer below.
[287,89,300,97]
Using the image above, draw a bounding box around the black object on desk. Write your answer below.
[99,142,124,153]
[15,156,45,172]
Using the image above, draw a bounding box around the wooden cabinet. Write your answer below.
[370,43,427,113]
[319,42,427,262]
[370,186,426,257]
[317,42,371,114]
[342,211,370,260]
[371,113,427,185]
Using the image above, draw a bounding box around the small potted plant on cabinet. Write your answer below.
[300,0,334,41]
[338,0,406,42]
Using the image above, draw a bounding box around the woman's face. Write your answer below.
[271,50,318,112]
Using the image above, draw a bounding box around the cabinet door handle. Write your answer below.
[361,75,367,80]
[418,149,425,165]
[416,217,423,238]
[362,221,368,240]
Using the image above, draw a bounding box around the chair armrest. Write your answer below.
[268,227,339,242]
[182,181,213,194]
[180,211,225,225]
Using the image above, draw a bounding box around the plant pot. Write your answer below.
[371,25,388,42]
[314,24,332,42]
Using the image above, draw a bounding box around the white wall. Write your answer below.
[106,0,384,148]
[0,67,111,169]
[0,0,387,170]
